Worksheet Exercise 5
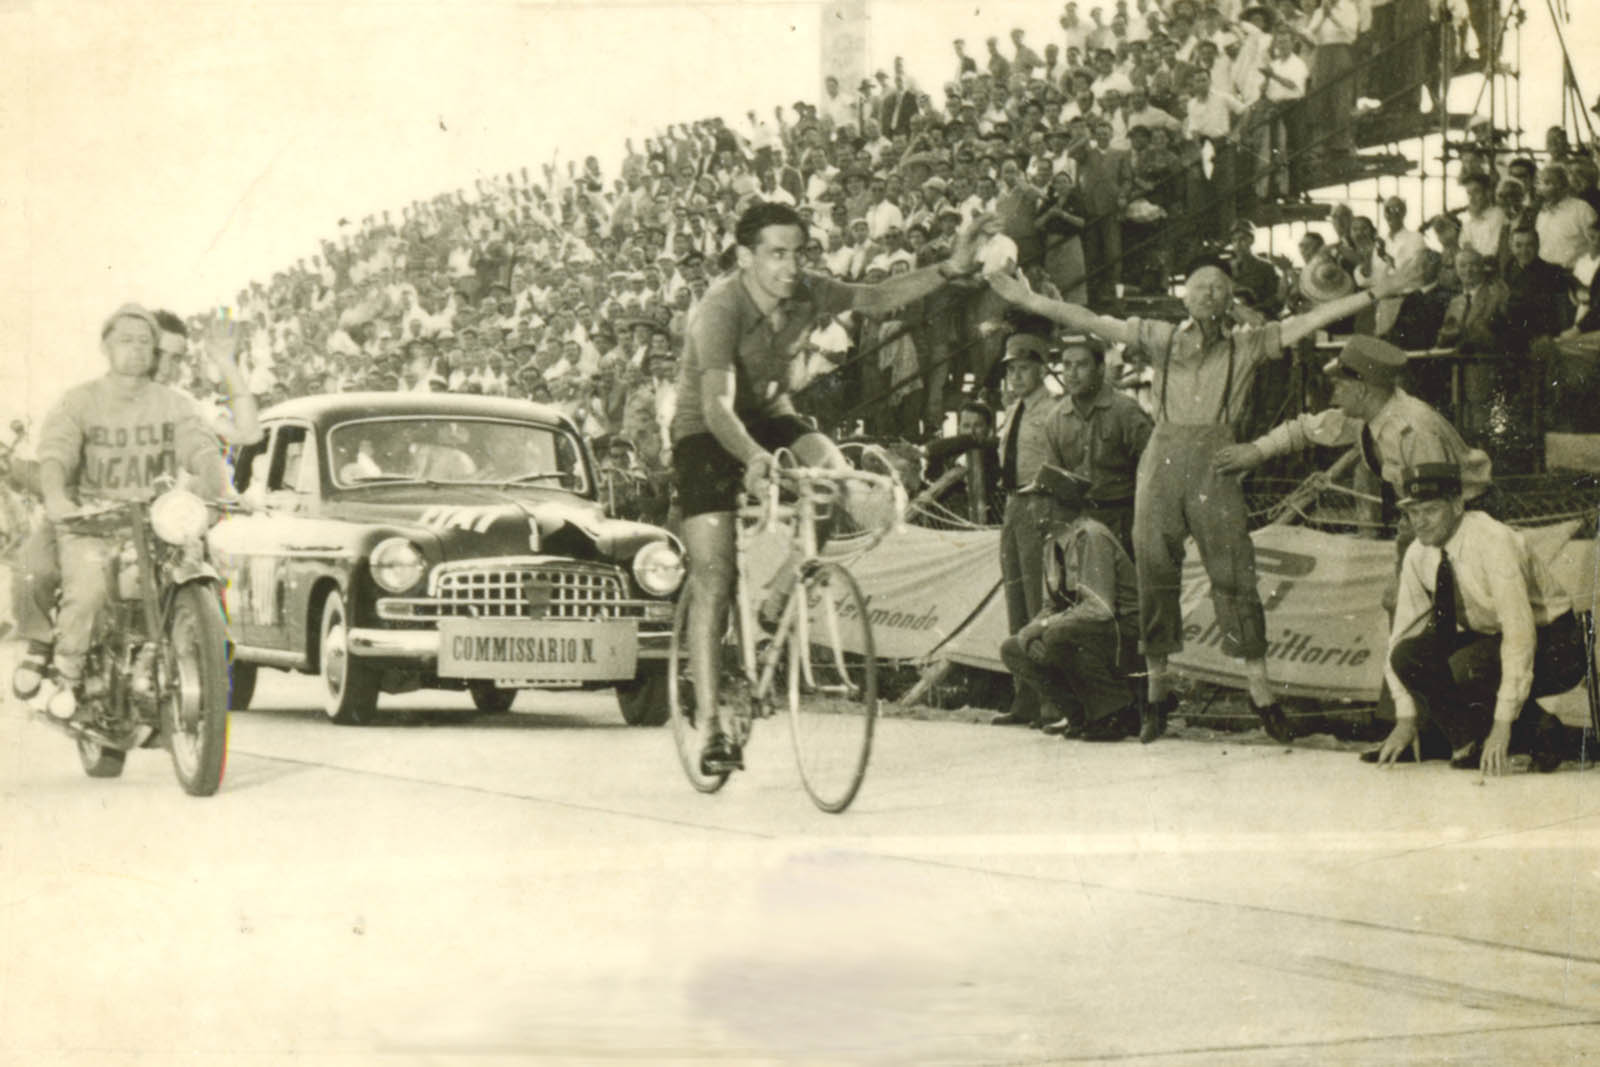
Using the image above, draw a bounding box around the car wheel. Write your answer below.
[320,591,379,725]
[468,681,517,713]
[616,661,668,726]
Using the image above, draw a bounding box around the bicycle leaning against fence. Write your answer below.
[666,450,906,813]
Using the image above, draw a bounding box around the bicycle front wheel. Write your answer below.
[787,561,877,813]
[667,582,730,794]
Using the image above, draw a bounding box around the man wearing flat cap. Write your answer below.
[1371,462,1583,774]
[991,331,1082,726]
[990,254,1423,743]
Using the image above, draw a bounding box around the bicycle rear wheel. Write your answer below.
[787,561,877,813]
[667,583,729,794]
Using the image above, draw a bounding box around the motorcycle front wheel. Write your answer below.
[164,583,230,797]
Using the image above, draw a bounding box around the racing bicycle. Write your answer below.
[667,453,905,813]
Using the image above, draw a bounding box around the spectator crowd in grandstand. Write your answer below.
[154,0,1597,515]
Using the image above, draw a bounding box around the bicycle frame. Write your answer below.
[724,458,904,741]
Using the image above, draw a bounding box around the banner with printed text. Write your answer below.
[763,519,1594,705]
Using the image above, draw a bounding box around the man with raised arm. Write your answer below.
[673,202,988,774]
[987,261,1420,743]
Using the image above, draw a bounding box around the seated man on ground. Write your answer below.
[1369,463,1584,774]
[999,468,1141,741]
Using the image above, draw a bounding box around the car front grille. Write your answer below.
[427,561,629,620]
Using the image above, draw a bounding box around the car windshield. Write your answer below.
[326,416,589,494]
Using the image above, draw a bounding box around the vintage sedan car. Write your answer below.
[206,393,684,726]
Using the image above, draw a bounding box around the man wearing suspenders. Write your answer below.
[987,263,1420,742]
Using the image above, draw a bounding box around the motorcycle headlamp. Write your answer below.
[370,537,426,593]
[631,540,685,598]
[149,489,211,545]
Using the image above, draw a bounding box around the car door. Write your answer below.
[212,421,321,652]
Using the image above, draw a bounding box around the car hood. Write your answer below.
[323,488,671,563]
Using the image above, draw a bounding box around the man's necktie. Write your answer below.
[1360,424,1383,474]
[1433,549,1458,639]
[1002,399,1024,490]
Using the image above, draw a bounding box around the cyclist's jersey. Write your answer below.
[670,270,858,444]
[35,375,219,502]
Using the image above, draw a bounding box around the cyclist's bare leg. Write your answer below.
[682,509,736,741]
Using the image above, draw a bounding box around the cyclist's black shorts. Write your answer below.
[673,414,816,519]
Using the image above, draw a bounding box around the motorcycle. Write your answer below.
[37,484,231,796]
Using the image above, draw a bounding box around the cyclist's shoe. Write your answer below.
[11,642,52,701]
[700,730,744,775]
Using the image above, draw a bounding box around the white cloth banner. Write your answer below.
[753,518,1595,705]
[742,522,1000,661]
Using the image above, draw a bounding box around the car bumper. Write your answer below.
[347,626,672,662]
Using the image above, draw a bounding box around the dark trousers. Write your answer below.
[1389,612,1585,751]
[1000,493,1072,719]
[1000,610,1140,726]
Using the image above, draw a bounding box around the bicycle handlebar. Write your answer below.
[739,463,908,541]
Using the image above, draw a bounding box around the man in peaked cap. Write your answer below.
[1371,462,1583,774]
[1215,334,1493,521]
[991,332,1082,727]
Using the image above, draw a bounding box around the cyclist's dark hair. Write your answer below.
[734,202,809,250]
[958,399,994,428]
[153,309,187,337]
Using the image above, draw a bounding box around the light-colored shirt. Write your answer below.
[997,384,1070,490]
[1460,205,1508,259]
[1386,511,1573,722]
[1250,387,1492,499]
[1308,0,1359,45]
[1535,196,1597,270]
[1124,318,1286,426]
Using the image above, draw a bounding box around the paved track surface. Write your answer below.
[3,661,1598,1065]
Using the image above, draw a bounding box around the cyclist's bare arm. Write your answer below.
[700,366,774,492]
[838,212,991,316]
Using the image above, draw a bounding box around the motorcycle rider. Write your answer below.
[11,303,225,721]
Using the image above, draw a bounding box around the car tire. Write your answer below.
[616,661,669,726]
[320,591,379,725]
[468,681,517,713]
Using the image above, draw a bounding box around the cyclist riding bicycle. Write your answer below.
[671,201,989,774]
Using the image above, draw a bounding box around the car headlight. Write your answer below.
[149,489,211,545]
[370,537,426,593]
[631,540,684,598]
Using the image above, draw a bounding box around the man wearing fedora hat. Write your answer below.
[1000,468,1142,741]
[989,256,1422,743]
[1370,462,1582,774]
